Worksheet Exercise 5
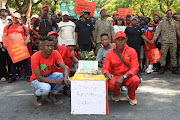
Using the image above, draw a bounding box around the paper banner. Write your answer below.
[68,4,79,18]
[118,8,133,19]
[150,48,161,64]
[59,1,69,12]
[3,33,30,63]
[74,0,96,17]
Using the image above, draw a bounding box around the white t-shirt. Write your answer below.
[0,19,8,42]
[57,21,76,46]
[113,25,126,33]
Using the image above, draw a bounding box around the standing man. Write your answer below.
[95,8,115,55]
[112,13,119,25]
[102,31,140,105]
[58,11,76,46]
[33,5,59,38]
[30,36,69,106]
[2,13,31,83]
[152,9,180,75]
[125,15,131,27]
[0,7,9,82]
[75,10,95,51]
[153,13,161,28]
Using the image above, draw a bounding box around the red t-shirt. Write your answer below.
[125,23,131,27]
[3,24,29,41]
[177,23,180,44]
[30,50,63,83]
[56,45,73,68]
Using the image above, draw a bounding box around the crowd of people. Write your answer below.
[0,5,180,106]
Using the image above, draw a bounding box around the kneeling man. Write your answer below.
[102,31,140,105]
[30,36,69,106]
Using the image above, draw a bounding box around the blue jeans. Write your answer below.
[31,72,64,96]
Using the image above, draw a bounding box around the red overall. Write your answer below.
[102,44,140,99]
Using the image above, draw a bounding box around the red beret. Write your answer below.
[106,14,110,16]
[100,8,105,13]
[165,9,172,14]
[149,22,155,26]
[153,13,160,18]
[112,13,119,17]
[42,5,49,9]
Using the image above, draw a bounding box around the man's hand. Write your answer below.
[74,63,78,69]
[92,41,96,48]
[23,41,29,46]
[115,76,124,86]
[0,43,2,48]
[105,74,114,80]
[150,40,155,44]
[64,78,70,87]
[146,45,150,51]
[56,79,64,85]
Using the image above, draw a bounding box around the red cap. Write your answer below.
[165,9,172,14]
[47,31,59,37]
[100,8,105,13]
[149,22,155,26]
[42,5,49,9]
[117,16,123,20]
[115,31,126,39]
[153,13,160,18]
[112,13,119,17]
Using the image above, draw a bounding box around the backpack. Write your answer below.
[38,16,53,28]
[8,23,26,36]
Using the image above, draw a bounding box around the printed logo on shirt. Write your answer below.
[125,54,130,59]
[87,24,90,27]
[40,64,47,72]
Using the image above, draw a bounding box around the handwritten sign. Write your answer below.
[118,8,133,19]
[74,0,96,17]
[3,33,30,63]
[71,80,106,115]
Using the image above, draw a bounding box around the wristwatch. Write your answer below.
[123,75,127,79]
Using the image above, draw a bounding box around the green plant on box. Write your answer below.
[79,50,96,60]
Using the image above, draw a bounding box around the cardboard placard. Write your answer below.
[71,80,107,115]
[150,48,161,64]
[118,8,133,19]
[3,33,30,63]
[74,0,96,17]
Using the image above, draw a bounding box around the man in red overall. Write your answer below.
[102,31,140,105]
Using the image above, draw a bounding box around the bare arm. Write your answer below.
[59,61,69,86]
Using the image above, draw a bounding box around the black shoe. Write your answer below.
[8,77,16,83]
[26,76,30,82]
[63,86,71,96]
[34,95,42,106]
[158,67,165,75]
[172,67,180,75]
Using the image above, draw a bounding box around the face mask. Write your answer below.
[148,27,153,31]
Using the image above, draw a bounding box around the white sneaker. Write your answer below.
[0,77,6,82]
[121,86,128,91]
[147,64,153,74]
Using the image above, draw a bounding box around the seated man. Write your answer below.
[102,31,140,105]
[96,33,112,68]
[30,36,69,106]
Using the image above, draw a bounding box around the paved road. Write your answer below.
[0,72,180,120]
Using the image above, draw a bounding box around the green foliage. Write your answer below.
[78,50,96,60]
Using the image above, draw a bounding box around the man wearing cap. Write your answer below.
[112,13,119,25]
[152,9,180,75]
[33,5,59,38]
[2,12,31,83]
[57,11,76,46]
[153,14,161,28]
[102,31,140,105]
[0,7,9,82]
[75,10,95,51]
[95,8,115,55]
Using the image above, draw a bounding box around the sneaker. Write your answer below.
[34,95,42,106]
[112,95,120,102]
[26,76,30,82]
[129,99,138,105]
[8,77,16,83]
[121,86,128,91]
[0,77,6,82]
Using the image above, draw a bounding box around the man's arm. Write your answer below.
[59,61,69,86]
[152,22,162,41]
[91,30,96,48]
[75,32,79,50]
[110,21,115,41]
[33,67,64,85]
[175,23,180,38]
[24,32,30,46]
[70,55,78,64]
[2,33,8,48]
[141,34,154,44]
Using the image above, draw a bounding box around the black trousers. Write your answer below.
[79,44,91,51]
